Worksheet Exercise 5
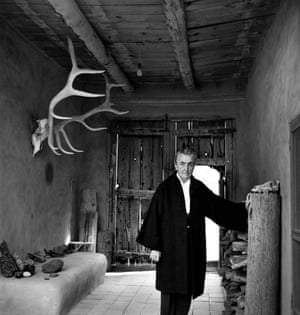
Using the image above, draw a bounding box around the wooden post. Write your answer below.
[79,188,98,252]
[97,231,113,271]
[245,180,280,315]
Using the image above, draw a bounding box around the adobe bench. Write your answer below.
[0,252,107,315]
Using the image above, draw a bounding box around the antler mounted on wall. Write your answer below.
[32,37,128,156]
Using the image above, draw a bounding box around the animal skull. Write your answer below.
[31,118,49,156]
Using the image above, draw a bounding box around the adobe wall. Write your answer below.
[0,21,82,258]
[236,1,300,313]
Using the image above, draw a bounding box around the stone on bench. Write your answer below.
[0,252,107,315]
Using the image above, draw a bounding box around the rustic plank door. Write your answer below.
[112,122,166,256]
[110,119,235,264]
[291,117,300,315]
[172,119,236,266]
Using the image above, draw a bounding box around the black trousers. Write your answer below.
[160,215,193,315]
[160,293,192,315]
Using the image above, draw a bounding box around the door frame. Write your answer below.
[109,118,237,263]
[290,115,300,315]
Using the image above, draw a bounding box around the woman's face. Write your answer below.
[174,153,195,182]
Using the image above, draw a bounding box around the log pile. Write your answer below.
[219,180,280,315]
[219,230,248,315]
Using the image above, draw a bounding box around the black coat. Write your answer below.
[136,173,247,298]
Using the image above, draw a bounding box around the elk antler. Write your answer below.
[53,73,128,155]
[46,37,128,155]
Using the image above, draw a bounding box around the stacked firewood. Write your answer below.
[219,230,248,315]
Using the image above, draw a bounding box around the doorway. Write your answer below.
[110,119,236,270]
[193,165,220,263]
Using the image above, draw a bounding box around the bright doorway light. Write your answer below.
[193,166,220,262]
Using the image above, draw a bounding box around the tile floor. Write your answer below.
[69,270,225,315]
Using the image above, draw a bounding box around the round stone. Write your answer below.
[42,259,64,273]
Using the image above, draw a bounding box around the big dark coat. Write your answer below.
[136,173,247,298]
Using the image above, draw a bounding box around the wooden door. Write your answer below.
[172,119,235,200]
[291,117,300,315]
[113,129,165,255]
[110,119,235,264]
[172,119,235,267]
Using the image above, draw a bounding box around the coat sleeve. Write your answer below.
[136,187,163,250]
[202,184,248,232]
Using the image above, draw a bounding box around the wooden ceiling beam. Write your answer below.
[162,0,194,89]
[46,0,133,93]
[12,0,88,67]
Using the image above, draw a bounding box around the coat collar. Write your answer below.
[190,176,198,196]
[170,172,198,196]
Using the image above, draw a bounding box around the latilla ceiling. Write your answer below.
[0,0,279,93]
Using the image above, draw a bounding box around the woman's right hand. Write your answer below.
[150,250,161,262]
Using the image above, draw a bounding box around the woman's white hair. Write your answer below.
[174,148,197,164]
